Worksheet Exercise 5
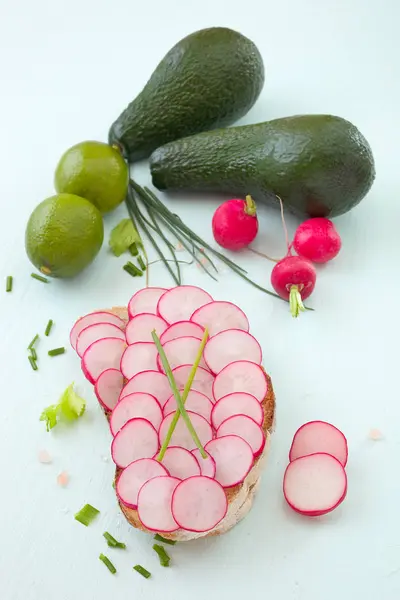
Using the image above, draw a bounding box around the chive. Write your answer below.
[6,276,13,292]
[123,262,142,277]
[28,355,38,371]
[44,319,53,336]
[74,503,99,526]
[153,543,171,567]
[31,273,49,283]
[154,534,176,546]
[123,264,139,277]
[129,243,139,256]
[137,255,146,271]
[99,554,116,574]
[133,565,151,579]
[30,347,37,361]
[28,334,39,350]
[48,347,65,357]
[103,532,126,549]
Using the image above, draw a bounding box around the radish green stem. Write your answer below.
[28,334,39,349]
[44,320,53,336]
[244,195,257,216]
[133,565,151,579]
[31,273,49,283]
[99,554,116,574]
[48,347,65,357]
[154,534,176,546]
[6,276,13,292]
[74,504,99,526]
[153,544,171,567]
[289,285,306,318]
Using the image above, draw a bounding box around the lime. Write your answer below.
[54,141,129,214]
[25,193,104,278]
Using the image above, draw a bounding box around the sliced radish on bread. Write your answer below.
[128,287,167,319]
[111,418,159,468]
[157,285,213,324]
[159,411,213,451]
[172,365,215,400]
[160,321,204,345]
[217,414,265,457]
[191,301,249,337]
[192,449,216,478]
[160,447,201,480]
[171,476,227,532]
[120,370,171,407]
[289,421,348,467]
[157,337,208,372]
[82,337,126,384]
[110,393,163,436]
[70,311,125,351]
[211,393,263,430]
[137,476,181,532]
[117,458,169,509]
[163,390,213,422]
[95,368,124,412]
[121,342,158,379]
[204,329,262,374]
[213,360,267,403]
[125,313,168,344]
[205,435,254,488]
[76,322,126,357]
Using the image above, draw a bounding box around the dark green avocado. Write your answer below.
[108,27,264,162]
[149,114,375,218]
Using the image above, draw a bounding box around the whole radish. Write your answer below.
[212,195,258,251]
[293,218,341,264]
[271,255,316,317]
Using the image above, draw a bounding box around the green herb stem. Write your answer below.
[99,554,116,574]
[123,261,143,277]
[28,334,39,350]
[154,534,176,546]
[137,255,146,271]
[48,347,65,357]
[133,565,151,579]
[31,273,49,283]
[6,276,13,292]
[30,347,37,361]
[44,319,53,336]
[152,544,171,567]
[28,355,38,371]
[103,532,126,549]
[74,504,99,526]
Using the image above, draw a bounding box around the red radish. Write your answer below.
[213,360,268,404]
[216,414,265,457]
[293,218,342,264]
[191,301,249,337]
[110,393,163,436]
[120,342,158,379]
[160,321,204,345]
[160,447,201,480]
[157,336,208,373]
[119,370,171,407]
[171,476,227,532]
[192,449,216,478]
[205,435,254,488]
[111,418,159,468]
[157,286,213,324]
[204,329,262,375]
[128,287,167,319]
[116,458,169,509]
[211,392,263,430]
[172,365,215,400]
[125,313,168,344]
[212,196,258,251]
[289,421,348,467]
[95,368,124,412]
[76,322,125,358]
[137,476,181,532]
[283,453,347,516]
[70,311,125,351]
[163,390,213,422]
[271,255,316,318]
[159,411,213,451]
[82,337,126,384]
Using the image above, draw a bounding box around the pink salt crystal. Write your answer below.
[38,450,52,464]
[175,242,184,252]
[57,471,70,487]
[368,428,384,441]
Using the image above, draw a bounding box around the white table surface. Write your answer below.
[1,0,399,598]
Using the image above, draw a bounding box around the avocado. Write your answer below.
[108,27,264,162]
[150,114,375,218]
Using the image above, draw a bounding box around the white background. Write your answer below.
[1,0,399,598]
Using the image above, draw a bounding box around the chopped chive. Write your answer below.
[28,334,39,350]
[6,276,13,292]
[133,565,151,579]
[74,503,100,526]
[154,534,176,546]
[28,355,38,371]
[44,319,53,336]
[129,242,139,256]
[123,261,142,277]
[103,532,126,549]
[137,255,146,271]
[153,543,171,567]
[48,347,65,357]
[99,554,116,574]
[31,273,49,283]
[30,347,37,361]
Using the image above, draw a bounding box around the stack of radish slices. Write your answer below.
[70,286,272,535]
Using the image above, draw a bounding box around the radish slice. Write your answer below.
[137,476,180,532]
[82,337,126,384]
[160,447,201,479]
[120,370,171,407]
[128,287,167,319]
[171,476,227,532]
[120,342,158,380]
[125,313,168,344]
[157,337,208,372]
[164,390,213,422]
[76,322,125,357]
[289,421,348,467]
[111,418,159,468]
[204,329,262,374]
[94,369,124,411]
[192,449,216,478]
[157,286,213,324]
[216,414,265,457]
[110,393,163,436]
[159,411,213,451]
[116,458,169,509]
[211,393,263,430]
[70,311,125,351]
[213,361,268,403]
[205,435,254,488]
[172,365,215,400]
[283,453,347,516]
[191,301,249,337]
[160,321,204,345]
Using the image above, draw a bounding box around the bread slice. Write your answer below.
[106,306,276,542]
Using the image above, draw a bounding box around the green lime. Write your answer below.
[54,141,129,214]
[25,193,104,278]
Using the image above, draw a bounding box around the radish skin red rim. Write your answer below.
[289,421,348,467]
[192,449,216,478]
[95,368,124,412]
[211,392,264,430]
[171,476,228,532]
[160,321,205,345]
[110,393,163,436]
[163,390,213,423]
[111,418,159,468]
[76,322,126,358]
[157,286,213,324]
[120,342,158,379]
[116,458,169,509]
[119,370,171,407]
[157,336,208,373]
[159,446,201,480]
[205,435,254,488]
[172,365,215,400]
[137,476,181,532]
[125,313,168,344]
[159,411,213,451]
[70,311,125,351]
[128,287,167,319]
[216,414,266,457]
[82,337,126,384]
[213,360,268,403]
[204,329,262,375]
[191,301,249,337]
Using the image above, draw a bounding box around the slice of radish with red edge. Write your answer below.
[82,337,126,384]
[191,301,249,337]
[213,360,267,404]
[289,421,348,467]
[111,418,159,468]
[283,453,347,517]
[76,322,125,358]
[204,329,262,375]
[125,313,168,344]
[70,311,125,351]
[171,476,228,532]
[160,321,204,345]
[128,287,167,319]
[172,365,215,400]
[95,368,124,412]
[157,286,213,324]
[116,458,169,510]
[110,393,163,436]
[211,392,263,430]
[121,342,158,380]
[293,218,342,264]
[137,476,181,532]
[216,414,265,457]
[159,447,201,480]
[159,411,213,451]
[157,337,208,373]
[192,448,216,478]
[205,435,254,488]
[163,390,213,422]
[211,196,258,251]
[271,255,316,318]
[119,370,171,407]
